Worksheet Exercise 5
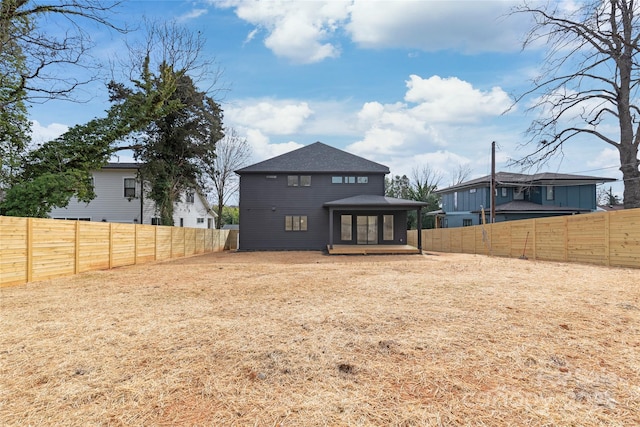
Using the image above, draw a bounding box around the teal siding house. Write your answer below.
[434,172,616,228]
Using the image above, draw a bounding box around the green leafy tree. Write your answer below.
[131,71,223,225]
[385,175,412,199]
[219,205,239,227]
[0,58,181,217]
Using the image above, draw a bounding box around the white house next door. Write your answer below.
[357,215,378,244]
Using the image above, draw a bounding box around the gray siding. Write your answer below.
[239,173,387,250]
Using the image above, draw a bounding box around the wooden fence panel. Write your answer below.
[155,227,172,260]
[0,216,28,287]
[450,228,463,253]
[490,223,511,257]
[1,216,235,287]
[461,227,475,254]
[78,221,110,273]
[31,218,76,282]
[184,228,196,256]
[609,209,640,268]
[203,229,214,252]
[111,223,136,267]
[510,221,534,259]
[136,225,156,264]
[534,217,566,261]
[171,227,185,258]
[195,229,205,254]
[567,213,607,266]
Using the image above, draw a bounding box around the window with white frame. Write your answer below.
[186,191,195,203]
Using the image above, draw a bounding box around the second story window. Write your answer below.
[332,176,342,184]
[186,191,195,203]
[124,178,136,198]
[287,175,311,187]
[357,176,368,183]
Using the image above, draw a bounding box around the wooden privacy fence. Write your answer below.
[408,208,640,269]
[0,216,237,287]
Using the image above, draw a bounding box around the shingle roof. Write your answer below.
[436,171,616,193]
[235,142,389,174]
[103,162,140,170]
[324,195,428,208]
[471,200,590,214]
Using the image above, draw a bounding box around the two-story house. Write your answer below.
[235,142,427,252]
[434,172,617,228]
[48,163,216,227]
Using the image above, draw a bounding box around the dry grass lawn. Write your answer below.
[1,251,639,426]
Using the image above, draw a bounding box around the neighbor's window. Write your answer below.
[345,176,356,184]
[383,215,394,240]
[463,219,473,227]
[151,217,161,225]
[546,185,554,201]
[285,215,308,231]
[341,215,352,240]
[357,176,368,184]
[514,188,525,200]
[469,188,476,194]
[186,191,195,203]
[300,175,311,187]
[124,178,136,198]
[287,175,299,187]
[501,188,507,197]
[197,218,204,224]
[332,176,342,184]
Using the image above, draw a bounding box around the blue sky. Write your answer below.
[28,0,624,196]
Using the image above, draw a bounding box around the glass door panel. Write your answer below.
[357,215,378,244]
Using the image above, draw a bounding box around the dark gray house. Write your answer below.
[235,142,427,252]
[434,171,616,228]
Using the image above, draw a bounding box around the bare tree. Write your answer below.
[449,163,472,186]
[0,0,126,106]
[513,0,640,208]
[203,128,251,228]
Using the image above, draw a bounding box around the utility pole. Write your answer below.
[491,141,496,223]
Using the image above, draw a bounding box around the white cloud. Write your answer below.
[225,100,313,135]
[347,1,525,53]
[177,8,207,23]
[217,0,350,63]
[406,75,511,123]
[215,1,527,63]
[30,120,68,145]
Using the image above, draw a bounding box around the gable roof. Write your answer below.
[235,141,390,174]
[436,171,616,193]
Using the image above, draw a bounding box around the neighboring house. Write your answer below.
[434,172,617,228]
[48,163,216,227]
[235,141,427,251]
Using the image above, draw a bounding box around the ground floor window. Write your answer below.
[341,215,352,240]
[285,215,307,231]
[463,219,473,227]
[383,214,394,240]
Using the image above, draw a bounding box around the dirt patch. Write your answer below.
[1,251,639,426]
